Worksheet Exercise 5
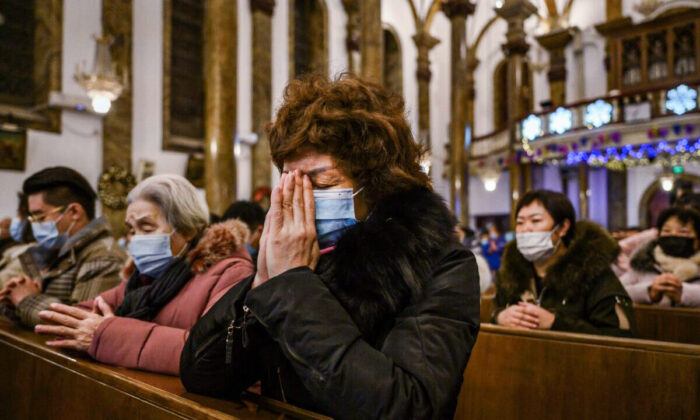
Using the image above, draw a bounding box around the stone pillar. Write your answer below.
[101,0,133,237]
[536,28,573,107]
[203,0,237,216]
[341,0,361,74]
[465,55,479,133]
[442,0,475,224]
[250,0,275,193]
[578,164,589,219]
[606,0,622,21]
[413,30,440,149]
[359,0,383,84]
[496,0,537,214]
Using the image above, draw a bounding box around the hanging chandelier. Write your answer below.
[74,35,124,114]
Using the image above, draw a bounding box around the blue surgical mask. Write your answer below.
[313,187,363,250]
[31,212,72,251]
[128,233,174,278]
[9,217,25,242]
[246,243,258,259]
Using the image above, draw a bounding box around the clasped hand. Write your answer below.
[497,302,556,330]
[0,276,41,308]
[34,296,115,352]
[253,170,320,289]
[649,273,683,303]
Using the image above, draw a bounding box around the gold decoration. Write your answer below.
[98,166,136,210]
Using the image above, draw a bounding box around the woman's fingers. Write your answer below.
[292,170,305,227]
[281,171,295,224]
[96,297,114,317]
[45,339,80,349]
[303,174,316,234]
[48,303,89,320]
[269,176,284,232]
[35,324,76,337]
[37,310,81,328]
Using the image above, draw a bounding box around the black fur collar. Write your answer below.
[629,239,660,273]
[318,187,457,344]
[498,220,620,303]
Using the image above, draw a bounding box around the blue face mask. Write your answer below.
[128,233,174,278]
[31,211,72,251]
[313,187,363,250]
[9,217,25,242]
[246,243,258,259]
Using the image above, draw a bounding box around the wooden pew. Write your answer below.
[633,304,700,345]
[0,317,329,420]
[481,294,700,345]
[455,324,700,420]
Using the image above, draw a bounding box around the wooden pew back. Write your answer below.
[633,304,700,344]
[0,317,329,420]
[455,324,700,420]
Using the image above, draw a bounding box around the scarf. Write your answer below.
[653,246,700,282]
[115,257,192,321]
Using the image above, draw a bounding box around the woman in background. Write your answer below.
[493,190,636,337]
[34,175,254,375]
[621,207,700,307]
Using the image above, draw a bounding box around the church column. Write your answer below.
[341,0,361,74]
[496,0,537,215]
[536,29,573,107]
[360,0,383,84]
[250,0,275,193]
[578,164,589,219]
[203,0,237,216]
[606,0,622,21]
[101,0,133,237]
[413,30,439,149]
[442,0,475,224]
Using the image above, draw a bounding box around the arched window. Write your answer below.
[383,25,403,96]
[290,0,328,77]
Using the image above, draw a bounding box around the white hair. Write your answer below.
[127,174,209,235]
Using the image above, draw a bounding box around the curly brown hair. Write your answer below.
[266,73,430,207]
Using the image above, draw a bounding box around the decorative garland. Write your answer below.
[475,123,699,171]
[98,166,136,210]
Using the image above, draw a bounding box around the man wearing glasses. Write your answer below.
[0,167,127,327]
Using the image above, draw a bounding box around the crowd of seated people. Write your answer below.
[0,73,698,419]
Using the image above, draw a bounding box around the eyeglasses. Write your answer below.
[27,206,65,223]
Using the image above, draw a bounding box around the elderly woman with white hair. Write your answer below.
[35,174,254,375]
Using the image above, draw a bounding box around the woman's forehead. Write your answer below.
[517,202,548,218]
[126,199,164,221]
[663,216,693,230]
[282,151,336,172]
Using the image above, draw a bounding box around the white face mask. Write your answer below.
[516,225,561,262]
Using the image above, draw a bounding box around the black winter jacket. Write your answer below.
[180,187,481,419]
[492,220,637,337]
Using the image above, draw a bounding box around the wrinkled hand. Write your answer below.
[252,171,319,289]
[517,302,556,330]
[496,305,539,329]
[0,276,41,308]
[35,299,114,352]
[649,273,682,303]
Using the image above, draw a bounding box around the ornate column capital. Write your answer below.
[441,0,475,19]
[250,0,275,15]
[494,0,537,20]
[413,30,440,82]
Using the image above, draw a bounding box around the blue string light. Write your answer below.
[561,137,700,168]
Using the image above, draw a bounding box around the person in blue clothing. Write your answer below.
[482,223,506,279]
